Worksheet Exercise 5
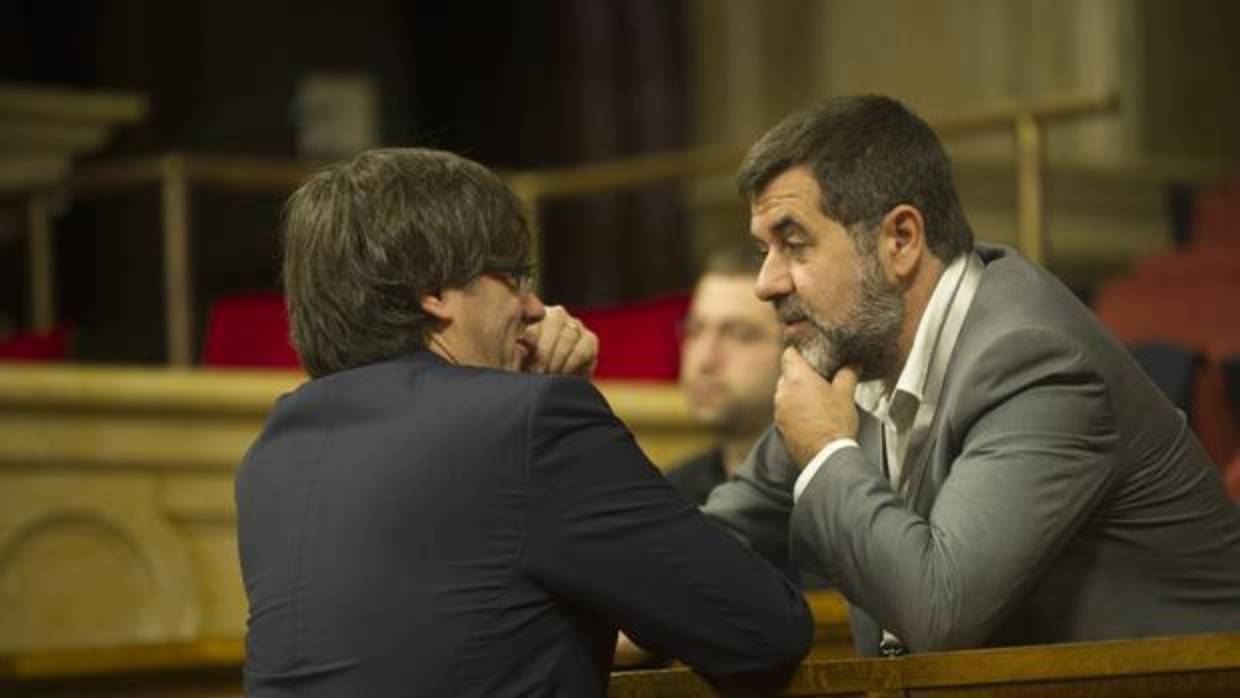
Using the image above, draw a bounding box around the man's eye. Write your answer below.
[720,325,764,344]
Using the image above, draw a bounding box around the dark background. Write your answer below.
[1,0,693,362]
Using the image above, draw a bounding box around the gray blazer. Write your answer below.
[705,244,1240,655]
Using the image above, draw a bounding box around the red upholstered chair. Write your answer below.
[1094,279,1240,470]
[1224,451,1240,502]
[201,292,301,369]
[1128,242,1240,285]
[1191,177,1240,245]
[570,293,691,381]
[0,324,71,362]
[202,291,692,379]
[1094,176,1240,474]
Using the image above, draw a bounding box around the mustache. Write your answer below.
[774,296,810,324]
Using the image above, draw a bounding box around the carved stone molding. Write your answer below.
[0,476,199,651]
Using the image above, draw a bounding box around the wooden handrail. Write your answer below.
[0,82,148,124]
[510,90,1119,201]
[932,90,1120,136]
[0,363,689,423]
[38,90,1121,200]
[0,363,705,474]
[609,632,1240,697]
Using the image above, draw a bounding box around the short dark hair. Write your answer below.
[700,240,763,278]
[281,148,530,378]
[736,95,973,261]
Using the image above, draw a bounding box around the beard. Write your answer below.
[774,254,903,382]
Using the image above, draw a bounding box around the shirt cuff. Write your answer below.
[793,438,861,501]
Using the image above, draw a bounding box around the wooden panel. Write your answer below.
[0,475,198,651]
[0,364,710,651]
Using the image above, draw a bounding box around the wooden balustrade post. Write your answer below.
[160,153,193,367]
[1015,114,1046,266]
[26,192,55,332]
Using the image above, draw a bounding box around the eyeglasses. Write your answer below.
[482,262,538,295]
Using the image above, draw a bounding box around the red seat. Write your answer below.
[201,293,301,369]
[1095,275,1240,471]
[570,294,690,381]
[0,325,71,362]
[1128,242,1240,284]
[1192,177,1240,245]
[202,290,692,380]
[1224,451,1240,502]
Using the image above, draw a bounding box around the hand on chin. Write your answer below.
[774,347,859,468]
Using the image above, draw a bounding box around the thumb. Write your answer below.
[781,346,811,375]
[832,364,860,396]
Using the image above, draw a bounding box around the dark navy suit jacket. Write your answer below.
[236,351,811,697]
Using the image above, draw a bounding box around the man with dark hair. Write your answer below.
[667,242,784,505]
[705,96,1240,656]
[237,148,811,697]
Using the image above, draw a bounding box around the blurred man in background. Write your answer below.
[668,243,783,505]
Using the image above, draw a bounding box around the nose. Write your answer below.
[754,251,792,302]
[522,292,547,323]
[682,330,724,377]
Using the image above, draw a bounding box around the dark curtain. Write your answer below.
[407,0,693,306]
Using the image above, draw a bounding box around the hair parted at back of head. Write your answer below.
[281,147,530,378]
[736,95,973,261]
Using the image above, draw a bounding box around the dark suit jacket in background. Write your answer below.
[666,448,726,506]
[705,244,1240,656]
[237,352,811,697]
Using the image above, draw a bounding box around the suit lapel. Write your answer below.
[857,411,883,475]
[902,407,944,515]
[900,274,984,514]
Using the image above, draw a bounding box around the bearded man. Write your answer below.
[703,95,1240,657]
[668,243,784,505]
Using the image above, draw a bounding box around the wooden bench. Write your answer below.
[609,632,1240,697]
[0,593,842,695]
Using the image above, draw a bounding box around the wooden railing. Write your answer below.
[17,91,1120,365]
[5,632,1240,698]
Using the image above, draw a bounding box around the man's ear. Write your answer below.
[878,204,926,284]
[420,289,458,323]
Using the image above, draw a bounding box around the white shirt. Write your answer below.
[793,251,984,501]
[791,251,981,653]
